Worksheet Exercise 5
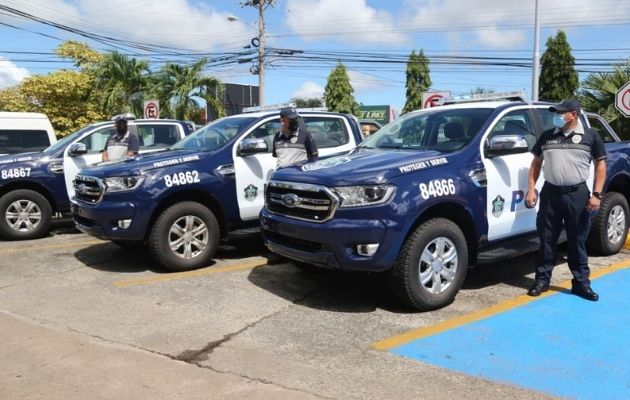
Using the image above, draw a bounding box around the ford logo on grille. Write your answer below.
[281,193,300,208]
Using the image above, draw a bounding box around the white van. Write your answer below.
[0,112,57,155]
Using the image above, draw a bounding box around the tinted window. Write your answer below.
[78,126,114,153]
[242,116,350,152]
[137,124,180,148]
[587,115,616,143]
[173,116,257,152]
[488,110,537,150]
[303,117,349,148]
[361,108,493,152]
[0,130,50,154]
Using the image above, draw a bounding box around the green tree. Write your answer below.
[578,60,630,140]
[324,63,360,115]
[151,58,224,121]
[403,50,432,113]
[0,41,107,136]
[538,30,578,101]
[95,51,150,116]
[292,97,324,108]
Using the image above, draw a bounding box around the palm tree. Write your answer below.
[578,60,630,139]
[95,51,150,116]
[152,58,224,121]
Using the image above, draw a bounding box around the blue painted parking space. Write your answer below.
[385,264,630,399]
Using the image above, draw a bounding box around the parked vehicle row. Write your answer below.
[69,108,364,270]
[2,99,628,313]
[0,117,190,240]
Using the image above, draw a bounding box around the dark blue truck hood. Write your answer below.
[271,148,450,186]
[78,149,209,177]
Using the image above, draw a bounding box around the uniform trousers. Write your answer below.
[535,181,591,286]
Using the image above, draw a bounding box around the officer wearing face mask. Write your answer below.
[272,107,318,168]
[525,99,607,301]
[102,115,140,161]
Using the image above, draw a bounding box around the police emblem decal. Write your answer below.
[244,184,258,202]
[492,195,505,218]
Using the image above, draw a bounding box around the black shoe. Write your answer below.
[527,282,549,297]
[571,285,599,301]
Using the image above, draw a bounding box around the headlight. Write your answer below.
[103,176,145,192]
[333,185,395,208]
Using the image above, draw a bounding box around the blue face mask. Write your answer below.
[552,114,566,128]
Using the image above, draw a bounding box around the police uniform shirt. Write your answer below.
[272,128,318,168]
[531,121,607,186]
[104,130,140,160]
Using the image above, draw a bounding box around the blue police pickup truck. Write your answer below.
[70,109,363,271]
[0,117,190,240]
[260,93,630,311]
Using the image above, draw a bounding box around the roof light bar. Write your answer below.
[438,90,527,106]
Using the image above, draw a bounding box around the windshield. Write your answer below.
[42,124,96,155]
[360,107,494,152]
[171,116,257,152]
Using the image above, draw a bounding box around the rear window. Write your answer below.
[0,130,51,154]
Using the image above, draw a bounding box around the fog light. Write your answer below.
[356,243,379,257]
[117,219,132,229]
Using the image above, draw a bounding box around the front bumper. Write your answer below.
[71,199,150,241]
[260,209,403,272]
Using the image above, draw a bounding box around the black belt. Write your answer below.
[545,182,586,194]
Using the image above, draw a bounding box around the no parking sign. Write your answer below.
[615,82,630,117]
[421,91,451,109]
[143,100,160,119]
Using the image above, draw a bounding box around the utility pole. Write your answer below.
[240,0,276,106]
[531,0,541,101]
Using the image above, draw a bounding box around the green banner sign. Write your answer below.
[359,105,391,125]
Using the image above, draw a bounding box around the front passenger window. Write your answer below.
[489,111,536,150]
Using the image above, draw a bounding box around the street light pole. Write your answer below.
[256,1,266,106]
[531,0,541,101]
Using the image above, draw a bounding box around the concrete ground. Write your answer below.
[1,225,628,399]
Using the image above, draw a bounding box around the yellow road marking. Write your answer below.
[113,257,268,288]
[0,239,105,255]
[373,259,630,351]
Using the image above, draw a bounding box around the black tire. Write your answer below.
[388,218,468,311]
[0,189,52,240]
[588,192,629,255]
[148,202,219,271]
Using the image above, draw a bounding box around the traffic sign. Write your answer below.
[422,91,451,109]
[143,100,160,119]
[615,82,630,117]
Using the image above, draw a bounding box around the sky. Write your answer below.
[0,0,629,113]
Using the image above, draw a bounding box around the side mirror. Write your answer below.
[484,134,529,158]
[68,142,88,156]
[238,138,268,156]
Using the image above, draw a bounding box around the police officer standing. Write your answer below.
[525,99,606,301]
[272,107,318,168]
[102,115,140,161]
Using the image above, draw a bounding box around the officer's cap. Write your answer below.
[549,99,581,113]
[280,107,299,119]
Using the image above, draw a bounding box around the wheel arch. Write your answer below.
[145,189,229,242]
[404,201,479,266]
[0,181,59,212]
[604,172,630,204]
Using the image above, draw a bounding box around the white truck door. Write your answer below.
[482,109,542,241]
[64,125,114,199]
[234,114,358,221]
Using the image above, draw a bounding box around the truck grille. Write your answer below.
[74,175,105,203]
[265,180,339,222]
